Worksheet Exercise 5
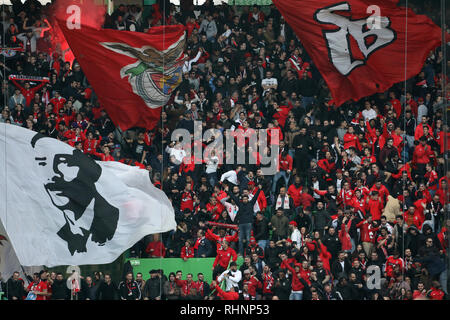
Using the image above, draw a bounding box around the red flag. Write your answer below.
[272,0,447,106]
[58,22,186,130]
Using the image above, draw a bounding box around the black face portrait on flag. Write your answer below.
[31,133,119,255]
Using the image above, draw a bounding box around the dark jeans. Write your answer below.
[207,172,218,188]
[239,223,252,255]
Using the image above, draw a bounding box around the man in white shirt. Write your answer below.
[165,141,186,165]
[289,221,302,249]
[261,71,278,93]
[217,262,242,291]
[362,101,377,121]
[417,98,428,123]
[220,166,242,185]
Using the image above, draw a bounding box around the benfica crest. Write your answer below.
[101,34,186,109]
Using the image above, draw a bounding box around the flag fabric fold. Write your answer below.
[0,123,176,267]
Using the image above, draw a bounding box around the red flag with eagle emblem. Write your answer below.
[272,0,448,106]
[58,22,186,130]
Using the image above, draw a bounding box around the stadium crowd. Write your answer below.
[0,0,449,300]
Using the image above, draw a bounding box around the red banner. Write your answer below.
[58,21,186,130]
[272,0,447,106]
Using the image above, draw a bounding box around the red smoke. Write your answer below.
[45,0,106,66]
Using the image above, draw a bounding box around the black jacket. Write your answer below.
[322,233,341,259]
[331,258,352,280]
[229,188,261,225]
[143,277,162,300]
[96,281,118,300]
[51,279,69,300]
[253,217,270,241]
[313,209,331,231]
[118,280,142,300]
[335,282,353,300]
[272,278,291,300]
[6,278,25,300]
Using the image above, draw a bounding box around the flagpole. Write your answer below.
[440,0,449,282]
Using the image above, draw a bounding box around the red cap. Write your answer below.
[289,221,298,227]
[248,181,255,186]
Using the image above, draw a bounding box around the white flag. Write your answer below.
[0,123,176,267]
[0,220,39,284]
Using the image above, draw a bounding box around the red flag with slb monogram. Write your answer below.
[272,0,448,106]
[58,21,186,130]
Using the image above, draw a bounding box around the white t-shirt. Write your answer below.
[261,78,278,88]
[362,108,377,121]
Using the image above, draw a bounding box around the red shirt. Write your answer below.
[145,241,166,257]
[35,280,49,301]
[215,285,239,300]
[343,133,360,150]
[180,246,195,259]
[429,288,445,300]
[50,96,67,113]
[413,144,434,165]
[384,256,404,278]
[213,247,237,269]
[317,158,336,173]
[288,184,303,207]
[180,191,194,212]
[278,154,293,171]
[242,276,262,297]
[366,198,383,221]
[425,170,439,191]
[175,279,197,296]
[357,220,379,243]
[205,229,238,251]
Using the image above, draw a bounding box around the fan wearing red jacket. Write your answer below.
[338,215,353,253]
[49,91,66,113]
[343,126,361,150]
[412,137,435,177]
[317,241,332,272]
[437,227,448,254]
[91,145,115,162]
[11,79,48,107]
[180,182,195,212]
[339,181,353,208]
[248,181,267,212]
[212,241,237,280]
[145,234,166,258]
[206,196,224,221]
[211,281,239,300]
[350,189,366,216]
[369,180,390,207]
[205,227,239,251]
[261,265,274,299]
[83,131,102,155]
[436,178,450,207]
[403,206,423,229]
[384,252,404,279]
[241,268,262,299]
[180,240,195,261]
[317,151,336,174]
[288,176,303,208]
[280,258,310,300]
[427,281,445,300]
[424,163,439,194]
[365,191,383,222]
[175,273,198,297]
[356,215,379,256]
